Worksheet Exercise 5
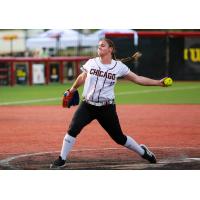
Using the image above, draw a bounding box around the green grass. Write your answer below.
[115,81,200,104]
[0,81,200,105]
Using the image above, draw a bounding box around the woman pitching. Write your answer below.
[50,38,166,168]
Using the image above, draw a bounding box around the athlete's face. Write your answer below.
[98,40,113,57]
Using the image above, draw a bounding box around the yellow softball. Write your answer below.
[164,77,173,86]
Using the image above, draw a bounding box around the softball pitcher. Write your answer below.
[50,38,166,168]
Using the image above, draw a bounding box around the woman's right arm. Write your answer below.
[69,72,87,92]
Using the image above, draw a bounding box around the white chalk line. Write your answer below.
[0,85,200,106]
[0,146,199,169]
[0,97,60,106]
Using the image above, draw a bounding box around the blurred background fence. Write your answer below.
[0,29,200,86]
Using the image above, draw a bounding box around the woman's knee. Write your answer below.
[113,134,127,146]
[67,127,80,138]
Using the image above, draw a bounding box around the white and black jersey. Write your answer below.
[81,57,130,102]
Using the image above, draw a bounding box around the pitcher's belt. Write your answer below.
[83,99,115,106]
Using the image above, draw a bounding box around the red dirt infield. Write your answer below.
[0,105,200,169]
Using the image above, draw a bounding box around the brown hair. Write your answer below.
[99,38,117,60]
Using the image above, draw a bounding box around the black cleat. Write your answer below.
[50,156,66,169]
[141,144,157,163]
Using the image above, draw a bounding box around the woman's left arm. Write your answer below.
[124,71,165,87]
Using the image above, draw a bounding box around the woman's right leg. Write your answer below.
[60,101,94,160]
[51,102,94,168]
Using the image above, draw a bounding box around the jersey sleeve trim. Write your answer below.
[122,68,130,77]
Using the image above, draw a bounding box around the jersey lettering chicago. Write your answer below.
[81,57,130,102]
[90,69,116,80]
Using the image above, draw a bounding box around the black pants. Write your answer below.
[68,101,127,145]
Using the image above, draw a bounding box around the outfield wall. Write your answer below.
[0,56,89,86]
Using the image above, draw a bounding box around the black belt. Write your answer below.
[83,99,115,106]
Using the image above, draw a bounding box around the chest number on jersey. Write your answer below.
[110,81,115,86]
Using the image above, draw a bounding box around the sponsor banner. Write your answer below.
[32,63,45,84]
[16,63,27,84]
[184,38,200,71]
[50,63,59,82]
[66,62,74,80]
[169,37,200,80]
